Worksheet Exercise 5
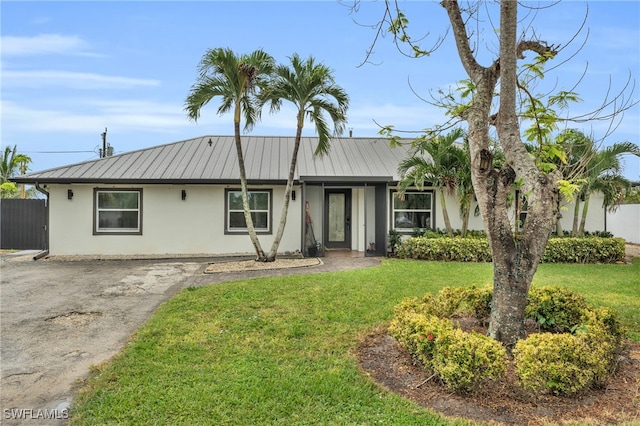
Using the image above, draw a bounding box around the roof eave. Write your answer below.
[13,178,295,186]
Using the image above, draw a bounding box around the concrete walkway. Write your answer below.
[182,255,382,288]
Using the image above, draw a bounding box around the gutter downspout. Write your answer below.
[33,183,49,260]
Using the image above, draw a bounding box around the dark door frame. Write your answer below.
[324,188,352,249]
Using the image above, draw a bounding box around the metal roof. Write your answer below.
[14,135,413,184]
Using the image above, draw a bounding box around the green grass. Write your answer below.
[70,259,640,425]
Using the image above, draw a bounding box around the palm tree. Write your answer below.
[260,54,349,260]
[573,141,640,235]
[185,48,275,260]
[454,136,475,237]
[1,145,32,198]
[554,129,640,236]
[397,128,466,237]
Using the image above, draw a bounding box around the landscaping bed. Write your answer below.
[358,325,640,425]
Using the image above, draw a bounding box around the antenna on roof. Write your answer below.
[100,128,107,158]
[99,128,114,158]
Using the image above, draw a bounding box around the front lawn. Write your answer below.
[70,259,640,425]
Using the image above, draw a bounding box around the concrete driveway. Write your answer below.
[0,252,380,425]
[0,254,205,426]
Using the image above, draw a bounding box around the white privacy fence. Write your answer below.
[607,204,640,244]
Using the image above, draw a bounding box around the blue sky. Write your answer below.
[2,1,639,179]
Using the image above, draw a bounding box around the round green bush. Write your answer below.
[463,285,493,321]
[432,328,507,393]
[388,311,453,367]
[389,285,625,397]
[513,333,594,395]
[514,293,625,395]
[525,286,587,332]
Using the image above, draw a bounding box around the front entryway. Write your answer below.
[324,189,351,249]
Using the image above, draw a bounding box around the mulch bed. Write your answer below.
[357,326,640,425]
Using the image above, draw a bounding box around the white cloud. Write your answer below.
[1,97,447,141]
[1,34,99,57]
[31,17,52,25]
[347,102,446,133]
[1,99,189,134]
[233,102,445,137]
[3,70,160,89]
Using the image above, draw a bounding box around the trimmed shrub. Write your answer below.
[390,285,625,397]
[514,292,626,395]
[580,307,626,387]
[513,333,596,395]
[432,328,507,393]
[396,235,625,263]
[423,286,492,319]
[396,237,492,262]
[542,237,625,263]
[525,286,588,333]
[513,320,621,396]
[388,311,454,367]
[589,306,626,350]
[463,285,493,321]
[388,310,507,393]
[433,286,468,317]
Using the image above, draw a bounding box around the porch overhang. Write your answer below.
[299,176,393,184]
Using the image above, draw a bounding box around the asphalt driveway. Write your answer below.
[0,252,380,425]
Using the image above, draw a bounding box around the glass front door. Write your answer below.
[324,189,351,249]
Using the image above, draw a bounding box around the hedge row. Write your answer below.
[395,236,625,263]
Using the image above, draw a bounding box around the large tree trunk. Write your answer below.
[443,0,560,348]
[234,121,266,260]
[489,0,560,346]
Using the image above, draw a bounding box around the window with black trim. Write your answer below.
[392,191,433,232]
[94,189,142,235]
[225,189,272,234]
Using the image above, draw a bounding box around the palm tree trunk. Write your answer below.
[234,122,266,260]
[439,189,453,237]
[578,193,590,235]
[267,120,304,261]
[555,212,564,236]
[460,201,469,237]
[572,197,581,236]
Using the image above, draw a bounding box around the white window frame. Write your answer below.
[225,189,272,234]
[94,189,142,235]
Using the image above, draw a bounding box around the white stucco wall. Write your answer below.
[607,204,640,244]
[353,188,365,252]
[304,186,323,250]
[364,186,377,249]
[404,189,608,236]
[48,184,302,256]
[434,191,485,233]
[47,182,620,256]
[555,195,607,235]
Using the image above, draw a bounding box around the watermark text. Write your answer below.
[3,408,69,420]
